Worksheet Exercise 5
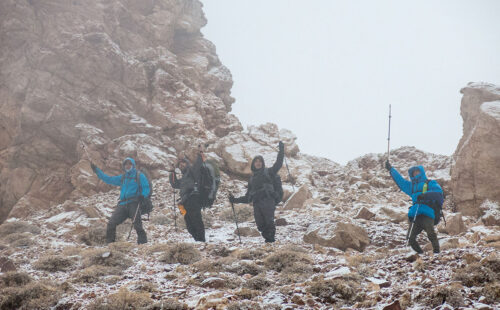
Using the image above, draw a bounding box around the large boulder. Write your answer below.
[439,213,467,236]
[480,200,500,226]
[303,222,370,252]
[283,185,311,210]
[450,83,500,216]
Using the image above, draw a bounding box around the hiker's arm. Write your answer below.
[169,172,181,189]
[389,167,411,195]
[269,141,285,175]
[233,183,251,204]
[95,167,122,186]
[139,173,150,197]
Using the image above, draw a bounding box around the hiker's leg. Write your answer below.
[253,202,266,233]
[128,203,147,244]
[184,198,204,242]
[106,205,128,243]
[260,198,276,243]
[409,216,425,254]
[422,217,440,253]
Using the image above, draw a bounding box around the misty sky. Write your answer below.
[201,0,500,164]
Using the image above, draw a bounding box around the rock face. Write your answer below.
[303,222,370,252]
[0,0,241,222]
[451,83,500,216]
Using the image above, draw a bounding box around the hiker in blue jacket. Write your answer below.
[91,158,150,244]
[385,161,442,254]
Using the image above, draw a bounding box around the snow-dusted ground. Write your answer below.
[1,147,499,309]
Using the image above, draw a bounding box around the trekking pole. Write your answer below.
[387,104,392,161]
[230,195,242,244]
[406,204,420,246]
[277,136,296,192]
[284,155,295,192]
[81,141,93,162]
[127,202,141,241]
[173,188,178,231]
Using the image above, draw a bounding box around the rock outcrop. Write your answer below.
[303,222,370,252]
[0,0,242,222]
[451,83,500,216]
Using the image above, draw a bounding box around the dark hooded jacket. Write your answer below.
[234,147,284,204]
[170,154,204,203]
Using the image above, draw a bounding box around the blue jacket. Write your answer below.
[95,158,150,205]
[389,165,443,221]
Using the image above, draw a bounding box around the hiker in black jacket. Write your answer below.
[230,141,284,243]
[169,152,206,242]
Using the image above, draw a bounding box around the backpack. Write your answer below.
[250,169,284,205]
[199,158,220,208]
[421,180,445,225]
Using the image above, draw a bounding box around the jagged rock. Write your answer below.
[382,300,402,310]
[439,213,467,236]
[283,185,311,210]
[479,200,500,226]
[303,222,370,252]
[355,207,376,220]
[451,83,500,216]
[201,277,225,289]
[236,227,260,237]
[275,218,288,226]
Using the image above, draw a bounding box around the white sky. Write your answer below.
[201,0,500,164]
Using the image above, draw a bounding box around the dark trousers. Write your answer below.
[184,196,205,242]
[107,202,147,244]
[253,197,276,243]
[408,215,439,254]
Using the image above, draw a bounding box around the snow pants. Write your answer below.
[184,196,206,242]
[253,197,276,243]
[408,215,439,254]
[107,201,147,244]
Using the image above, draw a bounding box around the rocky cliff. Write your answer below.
[451,82,500,217]
[0,0,242,222]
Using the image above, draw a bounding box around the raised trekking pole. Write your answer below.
[230,194,242,244]
[284,155,295,193]
[81,141,93,163]
[127,201,141,241]
[406,204,420,246]
[387,104,392,161]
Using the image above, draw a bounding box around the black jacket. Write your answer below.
[169,154,203,203]
[234,146,284,204]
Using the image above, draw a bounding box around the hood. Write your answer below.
[408,165,427,183]
[251,156,265,172]
[122,157,137,175]
[178,157,191,174]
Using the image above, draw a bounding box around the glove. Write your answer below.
[278,141,285,152]
[385,160,392,171]
[416,195,424,203]
[90,163,98,173]
[229,193,235,204]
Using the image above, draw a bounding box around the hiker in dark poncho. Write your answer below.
[230,141,284,243]
[169,153,206,242]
